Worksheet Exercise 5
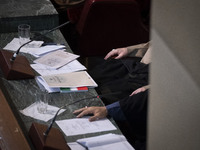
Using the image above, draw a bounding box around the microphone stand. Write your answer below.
[0,21,70,80]
[44,92,121,136]
[44,95,98,136]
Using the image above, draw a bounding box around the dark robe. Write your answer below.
[89,57,149,105]
[89,58,149,150]
[120,90,148,150]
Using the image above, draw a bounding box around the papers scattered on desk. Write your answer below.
[41,71,97,88]
[3,38,66,58]
[77,133,135,150]
[56,117,117,136]
[20,102,65,122]
[3,38,44,53]
[33,50,79,69]
[31,59,86,76]
[29,45,65,57]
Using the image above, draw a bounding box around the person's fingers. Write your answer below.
[114,53,124,59]
[73,108,84,114]
[89,115,99,122]
[73,106,88,114]
[130,89,140,96]
[130,92,137,96]
[104,53,113,60]
[76,109,90,118]
[104,49,117,60]
[130,87,146,96]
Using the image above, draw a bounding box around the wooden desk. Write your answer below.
[0,89,31,150]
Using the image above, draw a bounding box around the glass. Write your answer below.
[36,92,48,114]
[18,24,31,45]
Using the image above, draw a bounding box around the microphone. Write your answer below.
[28,92,121,150]
[44,93,110,136]
[10,21,70,62]
[0,21,70,80]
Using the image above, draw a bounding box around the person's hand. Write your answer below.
[73,106,107,121]
[130,87,147,96]
[104,48,129,60]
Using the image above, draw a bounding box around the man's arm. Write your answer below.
[73,101,127,121]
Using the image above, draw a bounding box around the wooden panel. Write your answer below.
[0,89,31,150]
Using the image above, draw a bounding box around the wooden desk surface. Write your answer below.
[0,89,31,150]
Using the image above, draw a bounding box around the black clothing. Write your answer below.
[89,57,149,105]
[120,90,148,139]
[88,57,149,150]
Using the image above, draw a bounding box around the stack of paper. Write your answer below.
[36,71,98,93]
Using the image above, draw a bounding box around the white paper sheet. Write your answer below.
[33,50,79,69]
[3,38,43,53]
[31,60,86,76]
[35,76,60,93]
[29,45,66,57]
[77,133,135,150]
[41,71,98,88]
[56,117,117,136]
[20,102,65,122]
[77,133,126,148]
[89,141,134,150]
[67,142,86,150]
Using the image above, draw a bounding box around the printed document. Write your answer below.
[67,142,86,150]
[34,50,79,69]
[31,60,86,76]
[3,38,43,53]
[41,71,98,88]
[56,117,117,136]
[77,133,135,150]
[35,76,88,93]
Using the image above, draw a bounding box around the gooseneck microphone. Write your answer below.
[28,92,121,150]
[43,92,121,137]
[10,21,70,62]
